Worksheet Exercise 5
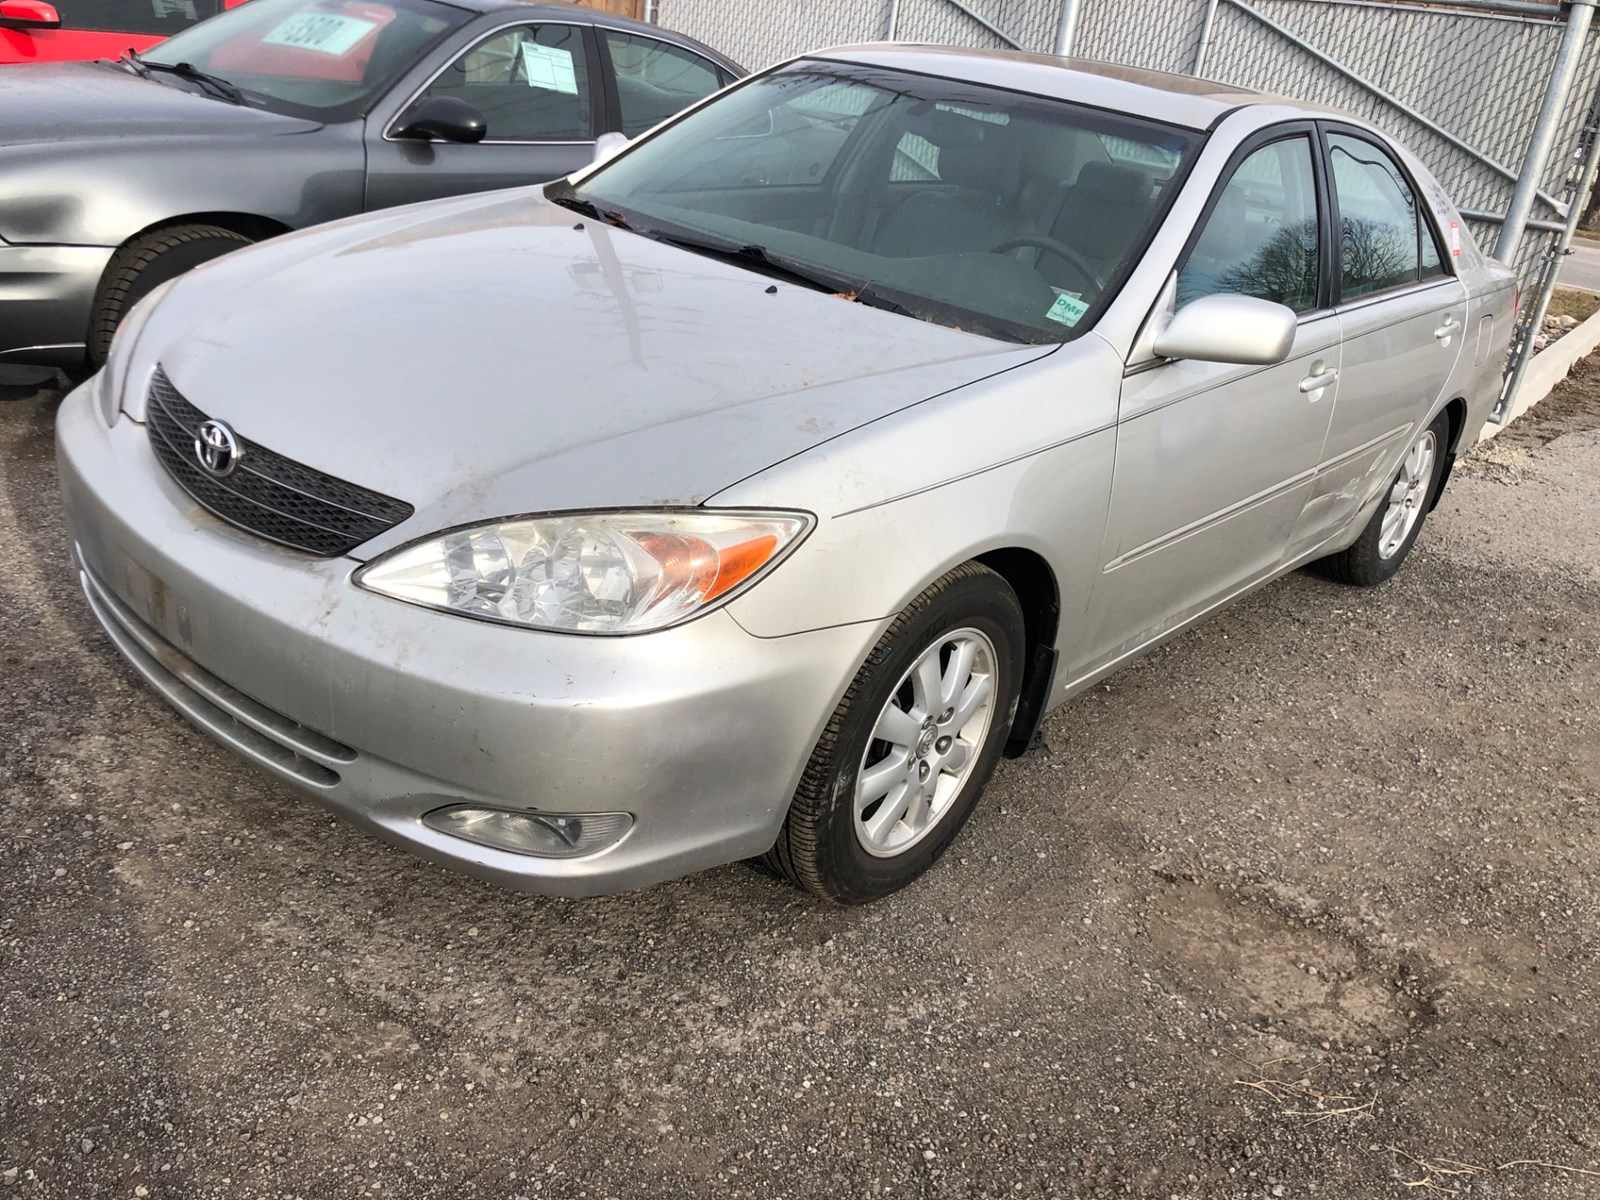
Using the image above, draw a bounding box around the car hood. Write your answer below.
[142,190,1052,554]
[0,61,319,144]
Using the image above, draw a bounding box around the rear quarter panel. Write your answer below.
[1390,139,1516,443]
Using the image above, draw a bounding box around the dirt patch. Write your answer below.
[1489,349,1600,451]
[1148,881,1412,1049]
[1546,286,1600,325]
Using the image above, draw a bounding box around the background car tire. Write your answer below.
[87,225,255,365]
[1311,409,1451,587]
[761,561,1025,904]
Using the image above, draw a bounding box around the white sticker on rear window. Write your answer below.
[262,11,377,55]
[1045,293,1090,327]
[520,42,578,94]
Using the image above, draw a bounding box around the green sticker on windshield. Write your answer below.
[1046,293,1090,327]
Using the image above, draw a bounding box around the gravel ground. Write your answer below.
[2,374,1597,1200]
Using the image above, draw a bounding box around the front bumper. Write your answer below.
[0,242,113,367]
[56,386,881,895]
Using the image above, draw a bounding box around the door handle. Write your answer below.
[1434,318,1461,341]
[1299,368,1338,394]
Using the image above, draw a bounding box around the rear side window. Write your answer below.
[1178,135,1320,313]
[1328,132,1440,299]
[603,30,723,138]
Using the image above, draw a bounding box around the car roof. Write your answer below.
[438,0,743,72]
[806,44,1325,131]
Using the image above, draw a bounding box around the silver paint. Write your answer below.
[57,49,1518,894]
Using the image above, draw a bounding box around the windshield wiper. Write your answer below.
[118,48,151,77]
[136,54,246,105]
[844,282,919,319]
[646,233,843,294]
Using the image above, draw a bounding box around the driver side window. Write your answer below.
[415,23,593,142]
[1178,135,1320,313]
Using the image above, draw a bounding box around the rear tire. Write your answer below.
[1311,409,1450,587]
[761,562,1025,904]
[87,225,254,365]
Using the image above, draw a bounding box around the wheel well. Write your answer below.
[1443,396,1468,454]
[1431,396,1469,511]
[127,211,295,247]
[974,548,1060,757]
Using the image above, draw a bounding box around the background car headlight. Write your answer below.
[98,276,179,427]
[355,510,812,634]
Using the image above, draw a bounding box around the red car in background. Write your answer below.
[0,0,245,64]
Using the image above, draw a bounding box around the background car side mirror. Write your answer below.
[0,0,62,29]
[591,132,630,165]
[1152,294,1297,366]
[392,96,487,145]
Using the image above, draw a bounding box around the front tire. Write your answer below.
[1311,409,1450,587]
[762,562,1025,904]
[87,225,255,365]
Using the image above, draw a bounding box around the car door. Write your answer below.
[364,17,603,211]
[1079,127,1339,673]
[1293,126,1468,552]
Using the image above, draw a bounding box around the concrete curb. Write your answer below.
[1479,305,1600,441]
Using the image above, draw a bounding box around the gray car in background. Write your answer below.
[57,48,1515,903]
[0,0,739,373]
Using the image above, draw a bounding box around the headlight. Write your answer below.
[98,277,179,426]
[355,509,812,635]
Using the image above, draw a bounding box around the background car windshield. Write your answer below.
[571,62,1199,342]
[143,0,466,117]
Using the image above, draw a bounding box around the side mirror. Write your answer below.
[591,131,630,164]
[392,96,487,144]
[1152,294,1297,366]
[0,0,62,28]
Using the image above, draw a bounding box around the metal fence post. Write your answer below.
[1194,0,1220,75]
[1054,0,1082,55]
[886,0,900,40]
[1496,97,1600,420]
[1493,0,1599,263]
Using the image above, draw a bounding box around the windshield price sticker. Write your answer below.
[1045,292,1090,327]
[520,42,578,94]
[1450,220,1462,257]
[262,11,378,56]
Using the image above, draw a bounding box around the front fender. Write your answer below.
[717,334,1123,643]
[0,127,363,247]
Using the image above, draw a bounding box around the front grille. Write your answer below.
[145,369,413,556]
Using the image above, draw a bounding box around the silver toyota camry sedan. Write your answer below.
[57,45,1515,903]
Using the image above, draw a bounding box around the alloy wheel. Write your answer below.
[854,627,998,858]
[1378,429,1437,560]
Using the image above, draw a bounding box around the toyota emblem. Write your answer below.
[194,419,242,478]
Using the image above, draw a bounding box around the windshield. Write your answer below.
[560,62,1200,343]
[142,0,469,120]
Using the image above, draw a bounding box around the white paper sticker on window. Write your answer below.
[262,11,378,56]
[520,42,578,95]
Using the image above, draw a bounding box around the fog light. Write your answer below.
[422,806,632,858]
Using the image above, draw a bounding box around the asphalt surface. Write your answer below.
[2,374,1598,1199]
[1559,238,1600,294]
